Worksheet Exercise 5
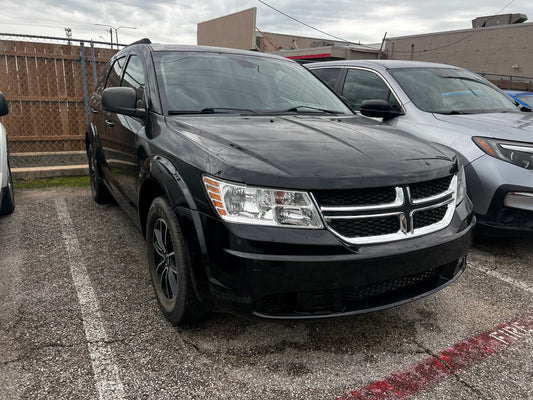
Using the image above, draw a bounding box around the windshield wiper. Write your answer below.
[436,111,474,115]
[168,108,257,115]
[200,107,257,114]
[285,105,341,114]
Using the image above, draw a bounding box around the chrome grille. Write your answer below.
[410,175,453,201]
[330,215,399,237]
[313,186,397,207]
[413,205,449,229]
[313,175,456,244]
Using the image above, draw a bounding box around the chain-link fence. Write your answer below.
[477,72,533,92]
[0,33,118,177]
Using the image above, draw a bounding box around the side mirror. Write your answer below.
[360,99,404,120]
[0,92,9,117]
[102,87,146,118]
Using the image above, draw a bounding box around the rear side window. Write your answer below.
[342,69,401,112]
[121,55,145,108]
[312,68,342,91]
[105,57,126,89]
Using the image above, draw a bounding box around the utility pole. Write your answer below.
[65,27,72,45]
[95,24,136,49]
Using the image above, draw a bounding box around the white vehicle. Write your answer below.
[0,92,14,215]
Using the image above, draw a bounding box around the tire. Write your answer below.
[146,195,207,325]
[0,161,15,215]
[87,143,112,204]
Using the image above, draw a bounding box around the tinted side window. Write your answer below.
[105,57,126,89]
[121,55,145,108]
[94,64,111,96]
[342,69,401,111]
[312,68,342,91]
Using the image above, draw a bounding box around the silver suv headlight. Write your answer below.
[473,137,533,170]
[203,176,323,228]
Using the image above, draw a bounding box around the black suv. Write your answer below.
[87,41,474,324]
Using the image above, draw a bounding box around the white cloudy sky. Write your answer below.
[1,0,532,45]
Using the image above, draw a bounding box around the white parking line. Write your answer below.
[470,262,533,294]
[55,198,125,400]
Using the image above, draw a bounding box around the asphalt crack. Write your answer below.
[418,343,488,399]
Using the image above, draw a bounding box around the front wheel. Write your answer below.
[87,143,112,204]
[0,162,15,215]
[146,196,207,325]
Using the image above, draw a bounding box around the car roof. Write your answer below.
[118,43,291,62]
[307,59,462,71]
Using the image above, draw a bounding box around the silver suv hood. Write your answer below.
[433,112,533,141]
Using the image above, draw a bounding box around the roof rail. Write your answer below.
[128,38,152,46]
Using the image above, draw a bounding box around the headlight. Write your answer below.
[473,137,533,169]
[203,176,323,229]
[456,166,466,205]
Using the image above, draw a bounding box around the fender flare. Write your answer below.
[140,156,213,306]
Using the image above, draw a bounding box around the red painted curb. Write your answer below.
[337,313,533,400]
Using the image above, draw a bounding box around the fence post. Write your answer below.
[80,42,89,126]
[90,41,98,92]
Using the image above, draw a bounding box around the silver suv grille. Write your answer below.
[312,175,457,244]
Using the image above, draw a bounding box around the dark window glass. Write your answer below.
[105,57,126,89]
[121,55,145,108]
[342,69,401,112]
[312,68,342,91]
[153,52,352,114]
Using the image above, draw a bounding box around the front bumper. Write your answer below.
[466,155,533,233]
[475,184,533,235]
[185,198,474,319]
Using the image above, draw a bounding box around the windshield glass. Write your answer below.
[390,68,518,114]
[153,51,351,115]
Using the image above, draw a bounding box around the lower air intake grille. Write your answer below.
[344,268,439,301]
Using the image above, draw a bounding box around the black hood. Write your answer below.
[166,115,457,189]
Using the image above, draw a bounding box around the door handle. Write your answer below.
[105,120,115,127]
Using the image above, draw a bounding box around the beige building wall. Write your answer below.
[259,32,345,51]
[197,8,257,50]
[385,22,533,79]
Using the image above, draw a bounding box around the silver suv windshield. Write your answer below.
[390,68,518,114]
[153,51,352,115]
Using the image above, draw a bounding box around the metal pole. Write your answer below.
[90,41,98,92]
[80,42,90,126]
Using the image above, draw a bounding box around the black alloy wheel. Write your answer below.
[87,143,112,204]
[152,217,178,301]
[146,195,206,324]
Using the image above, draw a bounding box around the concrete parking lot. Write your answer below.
[0,186,531,400]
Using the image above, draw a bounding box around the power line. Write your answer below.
[257,0,354,44]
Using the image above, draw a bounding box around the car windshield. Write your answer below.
[153,51,351,115]
[389,68,518,114]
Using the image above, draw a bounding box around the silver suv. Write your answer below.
[308,60,533,234]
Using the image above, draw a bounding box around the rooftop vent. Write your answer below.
[472,13,527,28]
